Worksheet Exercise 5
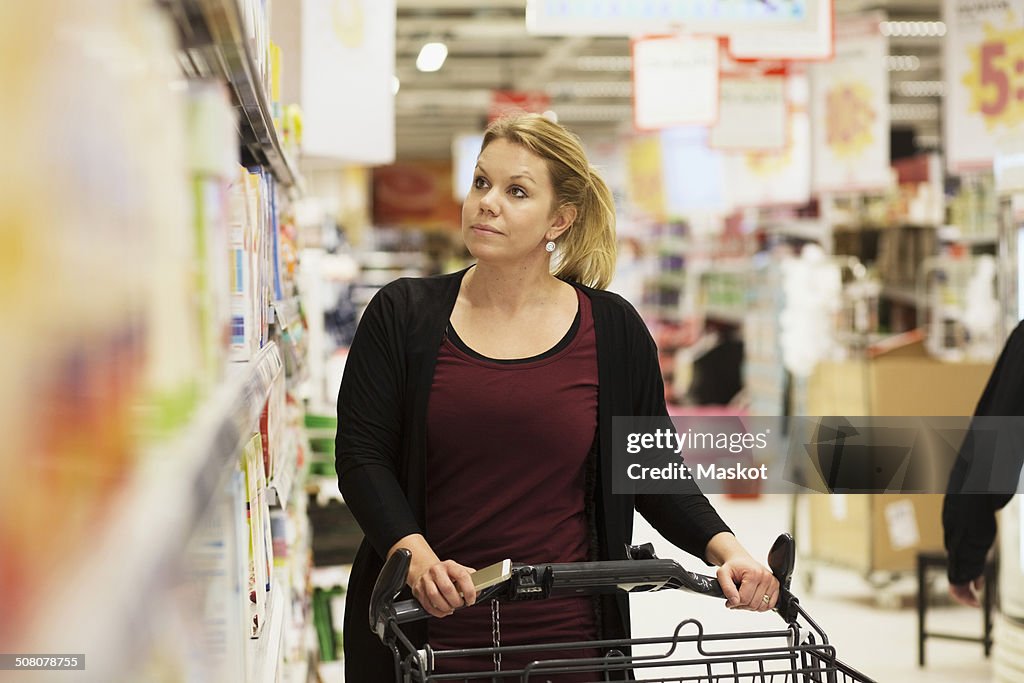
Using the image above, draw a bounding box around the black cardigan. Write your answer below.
[335,268,731,681]
[943,319,1024,584]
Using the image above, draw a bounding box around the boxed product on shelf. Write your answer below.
[243,434,273,638]
[186,80,237,390]
[228,166,278,361]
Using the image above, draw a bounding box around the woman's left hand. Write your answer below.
[715,556,780,612]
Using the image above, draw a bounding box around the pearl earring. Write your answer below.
[545,241,556,252]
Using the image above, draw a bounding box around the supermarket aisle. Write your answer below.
[632,494,993,682]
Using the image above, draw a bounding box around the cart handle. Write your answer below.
[370,533,799,640]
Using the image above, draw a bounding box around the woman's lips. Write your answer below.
[471,224,501,235]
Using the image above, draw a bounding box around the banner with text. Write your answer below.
[612,416,1024,495]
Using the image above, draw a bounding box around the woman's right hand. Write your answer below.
[390,534,477,618]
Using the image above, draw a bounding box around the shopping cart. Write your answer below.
[369,533,876,682]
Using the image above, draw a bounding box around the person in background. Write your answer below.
[335,113,779,681]
[943,320,1024,606]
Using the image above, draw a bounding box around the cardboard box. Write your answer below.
[807,331,993,417]
[807,493,945,574]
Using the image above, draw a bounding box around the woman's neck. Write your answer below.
[462,261,564,313]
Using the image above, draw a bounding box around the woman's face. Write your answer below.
[461,138,565,265]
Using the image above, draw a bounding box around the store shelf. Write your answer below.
[21,343,284,681]
[764,219,831,243]
[163,0,302,193]
[247,575,287,683]
[880,284,926,307]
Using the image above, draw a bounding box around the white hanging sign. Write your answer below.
[809,14,891,193]
[729,0,833,61]
[725,110,811,208]
[526,0,816,37]
[710,75,788,151]
[632,35,719,131]
[301,0,396,163]
[944,0,1024,173]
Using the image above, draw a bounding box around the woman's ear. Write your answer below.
[546,204,578,241]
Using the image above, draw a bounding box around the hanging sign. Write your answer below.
[301,0,396,163]
[526,0,815,37]
[809,14,891,193]
[944,0,1024,173]
[626,134,666,219]
[725,110,811,207]
[632,35,719,131]
[710,75,788,151]
[488,90,551,123]
[660,127,728,216]
[728,0,832,61]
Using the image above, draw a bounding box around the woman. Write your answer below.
[336,113,779,681]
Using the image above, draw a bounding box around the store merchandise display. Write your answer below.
[2,0,316,680]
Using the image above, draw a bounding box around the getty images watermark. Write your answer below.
[624,427,770,482]
[612,416,1024,495]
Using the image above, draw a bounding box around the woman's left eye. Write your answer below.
[509,186,527,199]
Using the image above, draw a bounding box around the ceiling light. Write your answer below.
[890,103,940,120]
[886,55,921,71]
[575,56,632,71]
[895,80,945,97]
[416,42,448,73]
[392,76,400,95]
[880,21,946,38]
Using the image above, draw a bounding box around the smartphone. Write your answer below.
[471,559,512,591]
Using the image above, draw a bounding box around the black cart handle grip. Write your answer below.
[370,533,801,639]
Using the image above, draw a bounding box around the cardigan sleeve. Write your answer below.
[621,301,733,562]
[943,321,1024,583]
[335,285,422,558]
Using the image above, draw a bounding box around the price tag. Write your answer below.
[963,30,1024,126]
[944,0,1024,172]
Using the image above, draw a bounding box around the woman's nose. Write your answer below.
[478,187,499,214]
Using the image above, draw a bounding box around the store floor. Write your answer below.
[632,493,994,683]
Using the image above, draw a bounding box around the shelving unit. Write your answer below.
[163,0,302,194]
[21,342,283,682]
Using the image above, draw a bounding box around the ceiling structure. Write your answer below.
[393,0,945,161]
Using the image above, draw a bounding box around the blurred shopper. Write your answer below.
[943,320,1024,606]
[334,114,779,681]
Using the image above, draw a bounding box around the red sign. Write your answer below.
[488,90,551,122]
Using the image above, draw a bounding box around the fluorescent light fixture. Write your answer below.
[886,55,921,71]
[895,80,945,97]
[576,56,632,71]
[392,76,400,95]
[890,103,940,120]
[880,21,946,37]
[416,42,448,72]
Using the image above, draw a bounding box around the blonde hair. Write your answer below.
[482,114,617,289]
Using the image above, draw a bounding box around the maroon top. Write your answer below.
[425,289,601,679]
